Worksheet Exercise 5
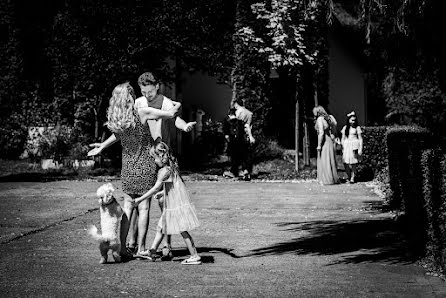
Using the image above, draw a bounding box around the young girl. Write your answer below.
[341,111,363,183]
[134,139,201,265]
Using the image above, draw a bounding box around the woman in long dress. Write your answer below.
[313,106,340,185]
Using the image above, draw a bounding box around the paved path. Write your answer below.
[0,180,445,297]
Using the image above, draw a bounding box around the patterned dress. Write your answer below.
[117,111,157,195]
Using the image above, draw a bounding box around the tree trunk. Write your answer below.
[295,100,300,172]
[303,122,310,166]
[230,0,244,106]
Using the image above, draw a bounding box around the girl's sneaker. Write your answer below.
[181,255,202,265]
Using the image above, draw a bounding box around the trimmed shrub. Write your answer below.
[439,154,446,272]
[358,126,390,182]
[387,126,433,210]
[387,125,433,254]
[421,148,445,273]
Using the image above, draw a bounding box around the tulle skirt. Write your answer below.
[157,176,200,235]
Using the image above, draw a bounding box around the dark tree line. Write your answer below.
[1,0,445,159]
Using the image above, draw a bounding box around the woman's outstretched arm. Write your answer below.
[87,134,120,156]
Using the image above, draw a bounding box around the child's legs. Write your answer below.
[344,163,352,180]
[136,197,151,252]
[180,231,198,256]
[156,196,171,249]
[351,163,357,181]
[150,230,164,251]
[165,235,172,249]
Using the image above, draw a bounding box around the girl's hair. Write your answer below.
[313,105,334,127]
[106,82,136,133]
[150,139,179,174]
[345,112,358,138]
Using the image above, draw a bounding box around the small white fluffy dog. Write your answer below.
[88,183,123,264]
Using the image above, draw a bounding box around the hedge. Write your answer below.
[386,126,433,254]
[421,148,446,273]
[387,126,433,210]
[358,126,391,182]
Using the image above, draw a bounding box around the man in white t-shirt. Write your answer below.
[233,99,255,144]
[135,72,196,142]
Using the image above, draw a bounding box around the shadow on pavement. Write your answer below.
[245,218,417,265]
[170,247,241,261]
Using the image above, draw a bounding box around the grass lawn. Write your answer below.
[0,157,318,182]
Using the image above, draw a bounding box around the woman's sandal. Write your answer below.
[134,250,151,260]
[126,245,137,256]
[161,246,174,261]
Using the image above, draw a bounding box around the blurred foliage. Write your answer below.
[382,68,446,135]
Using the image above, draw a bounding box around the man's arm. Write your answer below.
[244,123,255,144]
[163,98,196,132]
[175,117,196,132]
[138,104,180,124]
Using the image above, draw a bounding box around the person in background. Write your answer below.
[232,99,255,180]
[233,98,255,144]
[341,111,363,183]
[223,108,252,180]
[313,105,340,185]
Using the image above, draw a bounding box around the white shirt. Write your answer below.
[135,95,175,141]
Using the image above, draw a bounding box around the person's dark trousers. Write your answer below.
[229,141,243,177]
[241,142,253,175]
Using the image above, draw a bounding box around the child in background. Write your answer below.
[134,139,201,265]
[341,111,363,183]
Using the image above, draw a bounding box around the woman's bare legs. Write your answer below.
[120,196,135,256]
[127,212,138,251]
[136,198,151,253]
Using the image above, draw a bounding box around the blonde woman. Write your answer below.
[88,82,180,259]
[313,105,340,185]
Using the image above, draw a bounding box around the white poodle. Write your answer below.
[88,183,123,264]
